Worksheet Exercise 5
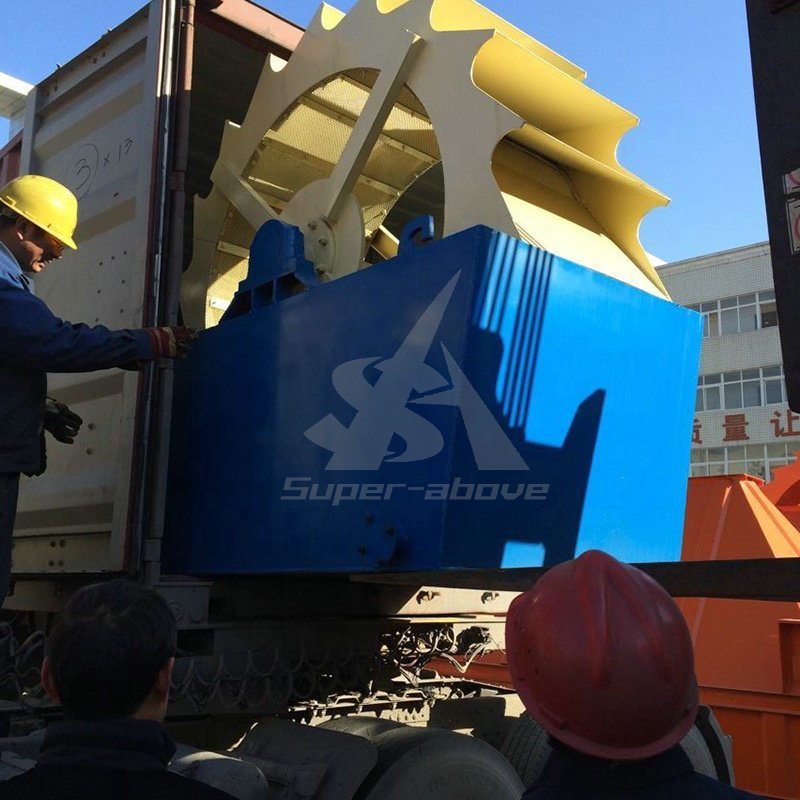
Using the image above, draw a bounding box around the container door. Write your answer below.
[11,1,173,587]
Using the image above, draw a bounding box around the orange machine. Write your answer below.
[678,466,800,800]
[432,464,800,798]
[763,456,800,531]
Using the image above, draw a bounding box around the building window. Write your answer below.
[760,290,778,328]
[696,374,721,412]
[723,369,760,409]
[763,365,785,404]
[690,442,795,482]
[695,365,786,412]
[687,290,777,338]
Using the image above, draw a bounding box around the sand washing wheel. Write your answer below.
[182,0,670,330]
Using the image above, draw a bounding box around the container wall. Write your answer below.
[8,1,302,597]
[12,4,167,579]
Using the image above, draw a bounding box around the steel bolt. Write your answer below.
[317,237,328,246]
[307,220,317,230]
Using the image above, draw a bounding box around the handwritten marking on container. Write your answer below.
[64,143,99,199]
[65,138,136,199]
[103,137,134,168]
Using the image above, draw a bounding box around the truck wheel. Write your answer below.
[501,708,733,786]
[318,716,405,741]
[356,727,524,799]
[170,747,269,800]
[693,704,734,784]
[679,724,717,778]
[499,713,551,787]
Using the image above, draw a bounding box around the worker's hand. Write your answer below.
[43,399,83,444]
[145,326,198,359]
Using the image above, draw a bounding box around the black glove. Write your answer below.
[43,399,83,444]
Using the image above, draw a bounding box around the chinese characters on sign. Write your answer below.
[723,414,749,442]
[690,408,800,445]
[772,408,800,438]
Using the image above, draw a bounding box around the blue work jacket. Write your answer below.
[523,743,765,800]
[0,242,153,474]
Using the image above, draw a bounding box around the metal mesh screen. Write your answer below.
[206,208,255,327]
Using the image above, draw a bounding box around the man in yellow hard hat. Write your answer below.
[0,174,196,607]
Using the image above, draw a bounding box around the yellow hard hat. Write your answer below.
[0,175,78,250]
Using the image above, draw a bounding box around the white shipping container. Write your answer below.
[7,0,300,606]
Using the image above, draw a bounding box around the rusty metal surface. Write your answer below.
[0,132,21,185]
[204,0,302,53]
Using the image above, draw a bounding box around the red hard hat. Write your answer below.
[506,550,698,761]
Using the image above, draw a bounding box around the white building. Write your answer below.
[658,242,800,482]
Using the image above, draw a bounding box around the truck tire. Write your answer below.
[694,704,734,784]
[318,716,405,741]
[679,724,717,778]
[170,747,269,800]
[499,713,551,788]
[356,726,524,800]
[500,708,733,786]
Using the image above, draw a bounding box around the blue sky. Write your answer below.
[0,0,766,263]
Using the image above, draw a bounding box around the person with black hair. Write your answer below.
[0,579,235,799]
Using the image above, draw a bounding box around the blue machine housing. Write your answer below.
[164,222,702,574]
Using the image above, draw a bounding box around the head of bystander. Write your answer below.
[41,579,176,721]
[506,550,767,799]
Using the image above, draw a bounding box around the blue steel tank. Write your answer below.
[164,217,702,576]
